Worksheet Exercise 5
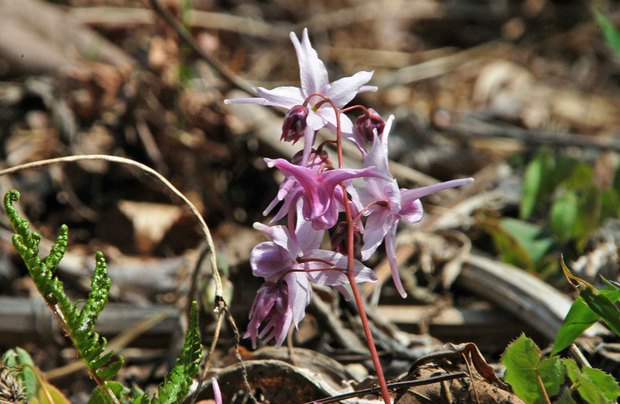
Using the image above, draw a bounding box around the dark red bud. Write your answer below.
[354,108,385,142]
[281,105,309,143]
[331,221,362,259]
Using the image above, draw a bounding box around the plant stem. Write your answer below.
[330,101,390,404]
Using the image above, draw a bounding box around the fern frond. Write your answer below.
[3,191,123,385]
[138,301,203,404]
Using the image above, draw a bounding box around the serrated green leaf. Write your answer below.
[563,359,620,404]
[550,191,578,245]
[538,356,564,397]
[501,334,563,404]
[144,301,203,404]
[551,288,620,355]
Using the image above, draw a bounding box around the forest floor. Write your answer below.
[0,0,619,403]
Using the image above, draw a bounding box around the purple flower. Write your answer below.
[244,274,310,348]
[264,158,387,230]
[225,28,377,162]
[356,116,474,297]
[246,219,376,346]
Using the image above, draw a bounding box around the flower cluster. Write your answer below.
[226,29,473,348]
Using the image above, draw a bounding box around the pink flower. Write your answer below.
[246,219,376,347]
[356,116,474,297]
[264,158,387,230]
[225,28,377,162]
[244,274,310,348]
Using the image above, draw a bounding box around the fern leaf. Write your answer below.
[3,191,123,384]
[140,301,203,404]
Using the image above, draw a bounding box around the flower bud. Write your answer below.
[331,221,362,259]
[354,108,385,142]
[281,105,309,143]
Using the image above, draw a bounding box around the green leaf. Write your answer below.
[88,381,131,404]
[600,188,620,222]
[478,215,535,271]
[594,9,620,56]
[501,218,553,264]
[501,334,564,403]
[521,148,556,219]
[572,186,601,252]
[551,289,620,356]
[140,301,203,403]
[580,284,620,336]
[561,259,620,337]
[563,359,620,404]
[31,381,70,404]
[550,191,578,245]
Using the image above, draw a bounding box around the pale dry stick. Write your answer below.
[191,307,225,404]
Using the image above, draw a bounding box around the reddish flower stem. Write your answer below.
[312,95,390,404]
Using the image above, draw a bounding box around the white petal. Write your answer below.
[290,28,329,96]
[254,86,305,109]
[326,71,374,107]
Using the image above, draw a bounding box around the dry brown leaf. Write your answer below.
[118,200,183,254]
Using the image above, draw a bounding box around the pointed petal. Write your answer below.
[401,178,474,202]
[284,272,312,327]
[291,29,329,96]
[326,70,375,107]
[399,198,423,223]
[301,125,317,165]
[253,86,305,109]
[295,216,324,253]
[250,241,294,279]
[321,166,388,193]
[266,158,329,218]
[385,227,407,298]
[361,209,394,261]
[363,115,394,175]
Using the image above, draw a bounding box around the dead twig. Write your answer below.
[437,114,620,152]
[307,371,467,404]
